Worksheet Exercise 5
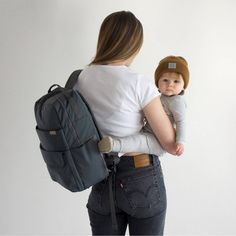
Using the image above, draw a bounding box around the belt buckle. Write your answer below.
[133,154,150,168]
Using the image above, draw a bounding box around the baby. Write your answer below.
[98,56,189,157]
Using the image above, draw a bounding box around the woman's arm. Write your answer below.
[143,96,176,155]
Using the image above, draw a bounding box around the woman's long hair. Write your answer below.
[91,11,143,65]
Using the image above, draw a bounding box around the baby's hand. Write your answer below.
[175,143,184,156]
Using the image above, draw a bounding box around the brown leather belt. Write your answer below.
[132,154,150,168]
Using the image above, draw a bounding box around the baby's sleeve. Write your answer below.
[169,96,187,144]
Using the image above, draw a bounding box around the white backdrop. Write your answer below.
[1,0,236,235]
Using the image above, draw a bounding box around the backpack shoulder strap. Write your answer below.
[65,70,82,89]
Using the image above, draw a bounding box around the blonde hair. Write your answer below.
[91,11,143,65]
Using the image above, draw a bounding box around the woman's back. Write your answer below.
[75,64,157,137]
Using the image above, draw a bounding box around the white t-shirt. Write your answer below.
[74,65,158,138]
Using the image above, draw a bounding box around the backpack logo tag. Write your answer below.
[49,130,57,135]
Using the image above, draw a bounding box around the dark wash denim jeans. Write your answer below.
[87,155,167,235]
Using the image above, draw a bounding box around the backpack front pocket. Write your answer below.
[36,127,68,151]
[40,146,81,192]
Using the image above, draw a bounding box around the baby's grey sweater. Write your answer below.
[160,94,187,144]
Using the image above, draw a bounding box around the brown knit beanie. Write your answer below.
[155,56,189,89]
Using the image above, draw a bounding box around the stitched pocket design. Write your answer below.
[121,173,160,209]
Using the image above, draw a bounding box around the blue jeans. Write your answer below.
[87,155,167,235]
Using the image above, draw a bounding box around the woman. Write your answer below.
[74,11,176,235]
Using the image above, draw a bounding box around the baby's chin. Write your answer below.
[162,91,177,96]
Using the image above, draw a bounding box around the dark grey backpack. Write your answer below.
[34,70,109,192]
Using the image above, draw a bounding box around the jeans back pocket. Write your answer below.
[117,166,167,218]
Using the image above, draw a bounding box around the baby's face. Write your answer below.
[158,72,184,96]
